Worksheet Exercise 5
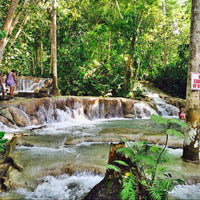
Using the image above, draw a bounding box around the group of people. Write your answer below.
[0,69,17,101]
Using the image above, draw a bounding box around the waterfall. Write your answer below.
[143,89,179,118]
[2,76,52,93]
[0,92,190,200]
[0,94,181,132]
[133,102,158,119]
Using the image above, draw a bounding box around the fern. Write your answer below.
[106,164,121,173]
[121,172,136,200]
[148,186,165,200]
[105,115,185,200]
[114,160,129,166]
[0,131,8,152]
[166,129,183,138]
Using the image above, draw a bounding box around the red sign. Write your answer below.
[191,72,200,90]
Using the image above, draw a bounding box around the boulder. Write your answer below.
[0,116,17,129]
[124,114,135,118]
[0,108,14,123]
[8,107,31,127]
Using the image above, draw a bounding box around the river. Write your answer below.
[0,88,200,199]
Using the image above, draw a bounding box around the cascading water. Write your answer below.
[2,76,52,93]
[16,78,47,92]
[143,88,180,117]
[0,89,194,200]
[133,102,158,118]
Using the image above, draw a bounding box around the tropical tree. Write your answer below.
[0,0,19,63]
[0,0,191,98]
[50,0,60,96]
[183,0,200,162]
[0,0,41,65]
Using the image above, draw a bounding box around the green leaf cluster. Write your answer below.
[121,171,136,200]
[106,114,186,200]
[0,131,8,152]
[150,114,186,138]
[0,30,6,40]
[0,0,191,98]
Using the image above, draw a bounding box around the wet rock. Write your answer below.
[121,99,134,115]
[0,95,182,128]
[64,136,121,146]
[82,98,100,120]
[8,107,31,127]
[0,116,18,129]
[124,114,135,118]
[0,107,14,123]
[0,106,31,127]
[165,97,186,108]
[104,98,123,118]
[31,118,39,125]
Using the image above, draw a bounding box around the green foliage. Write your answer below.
[0,131,8,152]
[150,114,186,138]
[117,140,182,200]
[0,0,191,98]
[106,164,121,173]
[107,115,185,200]
[151,62,188,99]
[133,86,145,100]
[0,30,6,40]
[120,171,136,200]
[150,43,189,99]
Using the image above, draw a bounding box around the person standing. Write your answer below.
[0,73,5,101]
[5,69,17,100]
[179,107,185,121]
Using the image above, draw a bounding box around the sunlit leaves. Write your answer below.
[150,114,168,125]
[0,30,6,39]
[0,131,7,152]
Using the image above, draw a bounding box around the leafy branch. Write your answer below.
[106,114,185,200]
[0,131,8,152]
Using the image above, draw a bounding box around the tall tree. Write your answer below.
[0,0,19,63]
[0,0,41,65]
[50,0,60,96]
[183,0,200,162]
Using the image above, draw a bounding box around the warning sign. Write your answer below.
[191,72,200,90]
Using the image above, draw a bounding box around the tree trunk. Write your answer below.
[115,0,123,19]
[34,38,39,72]
[183,0,200,162]
[50,0,60,96]
[162,0,168,66]
[135,58,140,81]
[124,8,144,91]
[0,0,19,63]
[9,0,29,35]
[9,15,30,47]
[0,0,40,63]
[31,51,34,76]
[107,30,111,62]
[40,39,44,75]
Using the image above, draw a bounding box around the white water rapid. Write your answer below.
[144,88,179,118]
[2,76,52,93]
[0,88,193,200]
